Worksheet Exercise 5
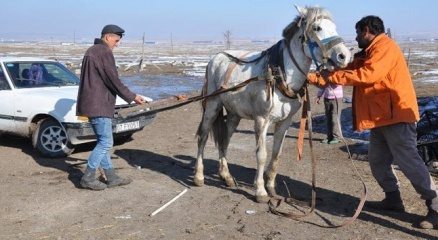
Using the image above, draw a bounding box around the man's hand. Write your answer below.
[133,95,146,104]
[307,69,333,87]
[319,69,330,79]
[307,72,327,87]
[316,96,321,104]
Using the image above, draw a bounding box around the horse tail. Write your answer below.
[200,61,211,111]
[196,57,227,146]
[211,108,227,147]
[196,60,213,140]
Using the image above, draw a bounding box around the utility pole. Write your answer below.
[224,30,232,50]
[170,32,174,56]
[141,32,145,61]
[386,28,392,39]
[51,36,57,60]
[138,32,145,72]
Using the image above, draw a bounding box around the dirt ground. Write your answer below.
[1,78,438,239]
[1,40,438,240]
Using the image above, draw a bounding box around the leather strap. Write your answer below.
[296,86,308,160]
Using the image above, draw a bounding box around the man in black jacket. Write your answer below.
[77,24,145,190]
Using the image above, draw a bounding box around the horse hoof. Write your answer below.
[193,178,204,187]
[256,195,270,203]
[224,177,236,188]
[267,187,278,197]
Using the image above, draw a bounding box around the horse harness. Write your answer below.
[116,13,366,228]
[215,17,366,227]
[218,14,346,100]
[219,39,305,101]
[295,15,345,71]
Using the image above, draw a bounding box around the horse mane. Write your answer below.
[282,6,333,41]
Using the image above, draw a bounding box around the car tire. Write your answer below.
[32,118,74,157]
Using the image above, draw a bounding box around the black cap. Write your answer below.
[101,24,125,37]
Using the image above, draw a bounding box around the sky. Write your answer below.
[1,0,437,42]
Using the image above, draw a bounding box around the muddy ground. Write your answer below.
[1,79,438,240]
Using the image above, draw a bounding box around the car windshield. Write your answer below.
[5,61,80,88]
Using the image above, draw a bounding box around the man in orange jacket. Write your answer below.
[308,15,438,229]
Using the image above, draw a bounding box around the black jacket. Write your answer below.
[76,39,135,118]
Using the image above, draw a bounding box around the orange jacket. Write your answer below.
[327,34,419,131]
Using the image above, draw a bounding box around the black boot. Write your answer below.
[80,167,107,190]
[366,191,405,212]
[104,168,132,188]
[419,198,438,229]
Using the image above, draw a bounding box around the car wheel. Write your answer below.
[32,118,74,157]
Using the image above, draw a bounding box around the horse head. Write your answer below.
[284,5,351,72]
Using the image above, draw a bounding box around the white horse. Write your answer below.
[195,5,351,202]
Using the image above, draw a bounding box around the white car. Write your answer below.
[0,57,155,157]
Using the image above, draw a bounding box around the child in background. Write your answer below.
[316,84,343,144]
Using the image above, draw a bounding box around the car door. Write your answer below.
[0,64,16,134]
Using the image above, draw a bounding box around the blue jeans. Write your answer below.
[87,117,114,170]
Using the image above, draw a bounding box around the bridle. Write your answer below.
[270,13,367,228]
[286,15,345,75]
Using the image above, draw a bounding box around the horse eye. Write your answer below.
[313,26,322,32]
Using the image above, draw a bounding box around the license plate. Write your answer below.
[115,121,140,133]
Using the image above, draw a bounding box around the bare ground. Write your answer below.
[1,41,438,239]
[1,81,438,240]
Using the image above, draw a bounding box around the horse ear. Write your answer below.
[294,4,307,17]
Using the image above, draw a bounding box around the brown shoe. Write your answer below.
[419,210,438,229]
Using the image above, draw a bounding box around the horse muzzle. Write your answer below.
[326,44,351,70]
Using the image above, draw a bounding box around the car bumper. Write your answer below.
[63,113,156,145]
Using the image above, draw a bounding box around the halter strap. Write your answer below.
[306,35,344,70]
[301,15,345,70]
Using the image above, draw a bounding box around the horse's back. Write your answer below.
[206,50,265,93]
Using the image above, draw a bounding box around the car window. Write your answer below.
[0,67,10,90]
[5,61,80,88]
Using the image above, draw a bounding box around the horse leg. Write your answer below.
[218,112,241,187]
[194,99,222,187]
[266,118,292,197]
[254,117,271,203]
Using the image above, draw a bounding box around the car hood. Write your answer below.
[20,86,135,105]
[14,86,151,123]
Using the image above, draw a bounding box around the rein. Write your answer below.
[119,11,367,228]
[220,51,266,64]
[268,89,368,227]
[269,86,317,219]
[265,15,367,228]
[117,76,264,118]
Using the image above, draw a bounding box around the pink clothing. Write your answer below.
[317,84,343,99]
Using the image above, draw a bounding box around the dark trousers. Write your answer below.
[369,123,438,204]
[324,98,343,140]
